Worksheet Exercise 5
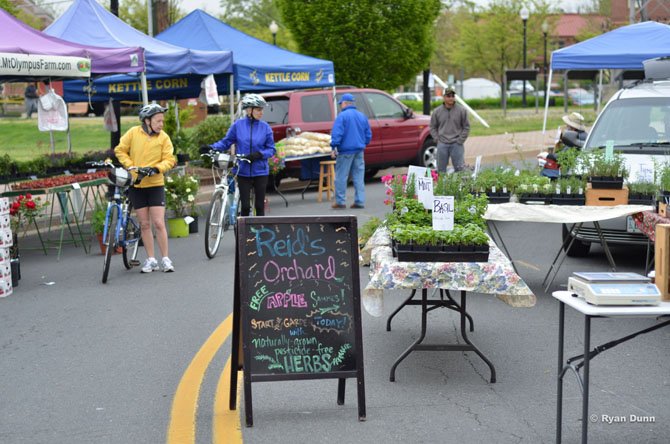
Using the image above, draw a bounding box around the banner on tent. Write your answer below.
[238,66,335,91]
[0,52,91,78]
[62,74,230,102]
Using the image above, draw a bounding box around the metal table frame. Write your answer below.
[553,291,670,443]
[2,178,107,259]
[387,288,496,383]
[273,153,332,206]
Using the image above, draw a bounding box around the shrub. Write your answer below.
[188,115,232,161]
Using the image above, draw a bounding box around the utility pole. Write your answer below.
[110,0,121,149]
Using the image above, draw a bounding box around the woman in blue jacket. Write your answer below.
[203,94,275,216]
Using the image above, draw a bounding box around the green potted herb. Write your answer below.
[584,151,628,189]
[91,204,107,254]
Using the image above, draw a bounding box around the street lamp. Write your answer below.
[542,20,549,93]
[269,20,279,46]
[520,6,529,107]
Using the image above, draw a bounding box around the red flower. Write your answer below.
[26,201,36,209]
[18,195,24,200]
[9,208,17,216]
[11,202,20,209]
[26,193,32,199]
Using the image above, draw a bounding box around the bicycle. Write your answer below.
[90,161,151,283]
[202,151,249,258]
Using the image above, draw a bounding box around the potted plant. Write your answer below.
[165,173,200,237]
[91,204,107,254]
[627,181,657,205]
[584,151,628,189]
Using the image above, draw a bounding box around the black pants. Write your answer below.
[237,175,268,216]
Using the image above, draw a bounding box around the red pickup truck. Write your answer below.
[261,87,436,180]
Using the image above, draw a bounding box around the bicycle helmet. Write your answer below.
[240,94,267,109]
[139,103,168,121]
[108,167,132,187]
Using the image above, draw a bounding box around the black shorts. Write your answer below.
[128,186,166,210]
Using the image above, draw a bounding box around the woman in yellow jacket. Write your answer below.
[115,104,177,273]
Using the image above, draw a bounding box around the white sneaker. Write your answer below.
[161,257,175,273]
[141,257,159,273]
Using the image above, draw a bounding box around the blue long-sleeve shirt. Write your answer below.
[210,116,276,177]
[330,106,372,154]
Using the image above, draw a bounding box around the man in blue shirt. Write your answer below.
[330,93,372,209]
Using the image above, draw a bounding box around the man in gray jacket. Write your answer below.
[429,86,470,172]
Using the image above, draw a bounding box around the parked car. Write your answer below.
[261,87,436,181]
[393,92,423,102]
[567,88,595,106]
[562,64,670,257]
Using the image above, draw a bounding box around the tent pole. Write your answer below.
[563,72,568,114]
[542,69,553,133]
[66,113,72,155]
[229,75,234,117]
[174,99,179,132]
[140,73,149,105]
[596,70,603,114]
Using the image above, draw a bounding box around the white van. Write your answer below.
[563,58,670,257]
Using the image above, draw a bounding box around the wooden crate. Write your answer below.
[659,202,667,217]
[585,184,628,206]
[654,224,670,301]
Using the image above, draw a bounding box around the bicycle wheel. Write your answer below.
[205,189,227,259]
[122,215,141,269]
[102,205,118,284]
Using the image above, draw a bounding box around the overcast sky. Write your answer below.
[48,1,595,19]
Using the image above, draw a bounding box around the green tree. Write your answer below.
[218,0,298,51]
[276,0,441,90]
[0,0,18,16]
[116,0,185,34]
[449,0,550,93]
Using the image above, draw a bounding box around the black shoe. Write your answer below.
[331,203,346,209]
[350,203,365,209]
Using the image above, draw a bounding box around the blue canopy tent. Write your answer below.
[44,0,233,104]
[543,21,670,131]
[155,9,335,93]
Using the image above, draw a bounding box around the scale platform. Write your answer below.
[568,272,661,306]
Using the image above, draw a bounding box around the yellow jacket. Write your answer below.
[114,126,176,188]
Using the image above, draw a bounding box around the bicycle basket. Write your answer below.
[215,153,232,169]
[108,167,132,187]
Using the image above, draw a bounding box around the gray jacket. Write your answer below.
[429,104,470,145]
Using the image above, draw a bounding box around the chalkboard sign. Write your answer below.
[229,216,366,427]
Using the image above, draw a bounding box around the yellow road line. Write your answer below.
[213,359,243,444]
[167,314,233,444]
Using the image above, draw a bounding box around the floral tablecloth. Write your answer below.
[361,227,535,317]
[632,211,670,242]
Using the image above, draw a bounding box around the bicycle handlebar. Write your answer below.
[200,150,251,164]
[85,161,149,185]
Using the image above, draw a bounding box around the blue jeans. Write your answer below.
[437,142,465,172]
[335,151,365,206]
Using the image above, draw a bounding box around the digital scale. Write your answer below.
[567,272,661,306]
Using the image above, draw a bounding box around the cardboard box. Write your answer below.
[585,184,629,206]
[655,223,670,301]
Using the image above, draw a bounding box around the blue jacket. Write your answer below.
[210,116,276,177]
[330,106,372,154]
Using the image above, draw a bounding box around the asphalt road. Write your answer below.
[1,180,668,444]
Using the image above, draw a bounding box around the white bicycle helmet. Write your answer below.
[240,94,267,109]
[139,103,167,121]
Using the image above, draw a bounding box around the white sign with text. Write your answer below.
[406,165,428,191]
[416,176,434,209]
[432,196,454,231]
